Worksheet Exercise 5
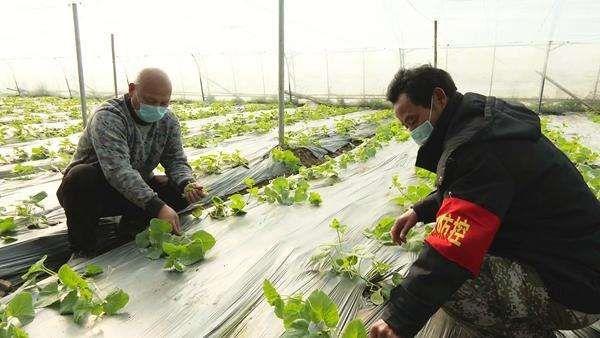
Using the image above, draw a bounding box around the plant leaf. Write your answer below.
[190,230,216,252]
[103,289,129,315]
[341,319,368,338]
[82,264,103,278]
[6,292,35,326]
[0,217,16,235]
[35,281,63,308]
[21,255,48,281]
[134,231,150,248]
[307,290,339,328]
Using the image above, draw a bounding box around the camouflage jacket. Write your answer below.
[65,94,194,216]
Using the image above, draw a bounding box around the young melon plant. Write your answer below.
[259,177,307,206]
[15,192,49,229]
[363,215,434,253]
[272,147,301,173]
[309,219,403,306]
[135,218,216,272]
[11,163,36,177]
[262,279,368,338]
[11,255,129,333]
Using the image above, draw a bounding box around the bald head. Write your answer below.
[129,68,172,110]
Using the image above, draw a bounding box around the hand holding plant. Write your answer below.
[390,208,418,245]
[183,182,206,203]
[157,204,181,235]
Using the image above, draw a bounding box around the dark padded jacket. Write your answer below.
[382,92,600,336]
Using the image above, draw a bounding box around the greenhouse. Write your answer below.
[0,0,599,337]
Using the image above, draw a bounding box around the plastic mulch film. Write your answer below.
[546,113,600,153]
[0,119,382,286]
[0,108,378,247]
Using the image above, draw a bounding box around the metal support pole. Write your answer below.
[230,55,238,99]
[434,20,438,67]
[362,49,366,100]
[285,54,293,103]
[277,0,285,147]
[259,53,266,98]
[325,50,331,99]
[111,33,118,97]
[191,54,206,101]
[488,45,496,96]
[72,3,87,125]
[537,40,552,114]
[592,64,600,101]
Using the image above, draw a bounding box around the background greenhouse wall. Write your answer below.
[1,0,600,101]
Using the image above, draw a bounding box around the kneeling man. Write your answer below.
[57,68,204,256]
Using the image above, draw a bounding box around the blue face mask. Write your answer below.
[136,92,168,123]
[410,95,435,146]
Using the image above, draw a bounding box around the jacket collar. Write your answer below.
[415,92,463,172]
[124,93,151,126]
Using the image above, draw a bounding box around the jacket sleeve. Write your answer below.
[412,190,441,223]
[382,146,515,337]
[160,116,195,192]
[90,110,165,216]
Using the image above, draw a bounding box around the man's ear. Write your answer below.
[433,87,448,112]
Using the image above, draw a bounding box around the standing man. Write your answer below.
[57,68,205,256]
[370,65,600,337]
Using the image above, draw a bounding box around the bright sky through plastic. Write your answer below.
[1,0,600,98]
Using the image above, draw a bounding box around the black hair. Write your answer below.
[386,64,457,107]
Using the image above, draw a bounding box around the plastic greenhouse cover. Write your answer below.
[0,118,381,284]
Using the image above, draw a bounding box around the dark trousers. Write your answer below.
[56,163,189,254]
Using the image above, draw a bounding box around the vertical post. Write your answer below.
[260,53,266,98]
[230,55,238,99]
[111,33,118,97]
[325,51,331,99]
[362,49,366,101]
[433,20,438,67]
[277,0,285,147]
[488,45,496,96]
[191,54,206,101]
[72,3,87,125]
[592,64,600,101]
[285,54,293,103]
[537,40,552,114]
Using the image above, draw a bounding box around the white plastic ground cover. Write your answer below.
[19,138,419,337]
[0,119,382,285]
[546,113,600,153]
[17,136,600,338]
[0,111,375,250]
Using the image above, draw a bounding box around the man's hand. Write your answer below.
[183,181,206,203]
[369,319,402,338]
[157,204,181,235]
[390,208,418,245]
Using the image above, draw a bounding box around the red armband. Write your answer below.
[425,197,500,276]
